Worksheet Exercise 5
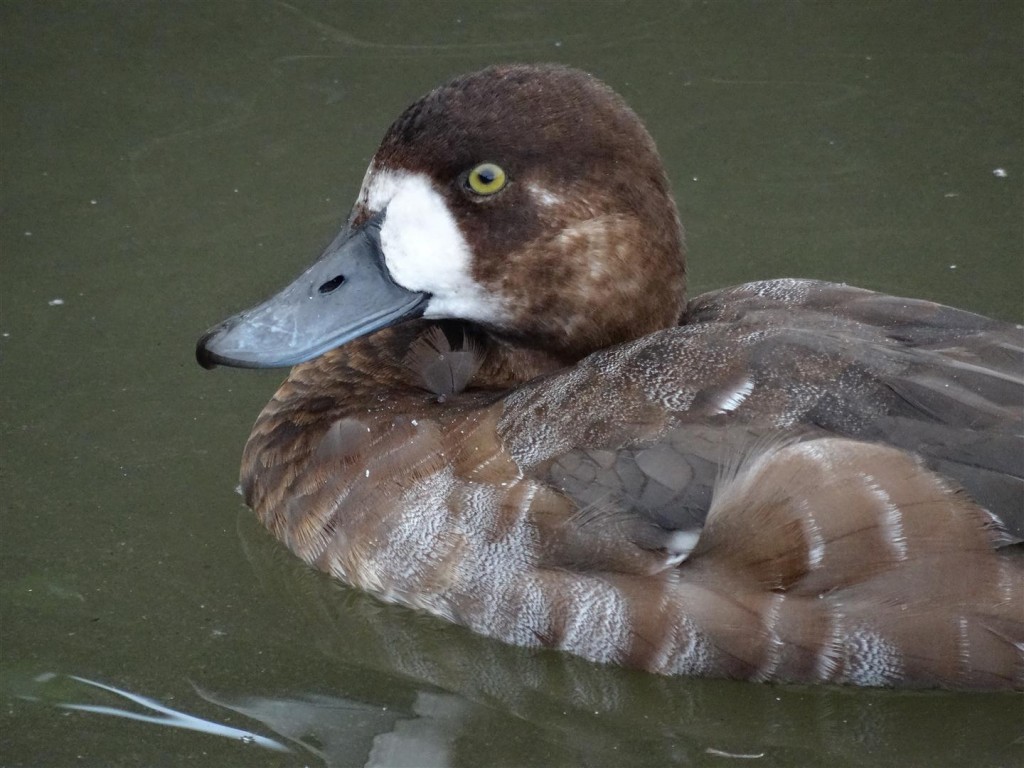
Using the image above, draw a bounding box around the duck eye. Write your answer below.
[466,162,507,196]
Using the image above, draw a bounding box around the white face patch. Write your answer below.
[358,167,509,325]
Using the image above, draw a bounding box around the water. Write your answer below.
[2,2,1021,766]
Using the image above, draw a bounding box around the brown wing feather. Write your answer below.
[512,281,1022,540]
[682,438,1024,688]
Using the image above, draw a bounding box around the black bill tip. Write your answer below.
[195,330,221,370]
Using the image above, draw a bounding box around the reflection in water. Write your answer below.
[26,674,289,754]
[200,688,471,768]
[28,671,477,768]
[220,510,1024,767]
[23,508,1020,768]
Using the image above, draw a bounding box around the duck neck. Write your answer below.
[316,319,581,396]
[240,319,572,507]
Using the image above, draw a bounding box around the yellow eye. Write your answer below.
[466,162,507,196]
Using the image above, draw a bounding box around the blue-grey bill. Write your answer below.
[196,214,428,369]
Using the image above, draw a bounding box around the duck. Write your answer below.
[196,64,1024,690]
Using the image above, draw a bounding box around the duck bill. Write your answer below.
[196,213,428,369]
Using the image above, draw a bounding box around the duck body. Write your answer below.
[199,65,1024,689]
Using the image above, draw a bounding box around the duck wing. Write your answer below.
[500,279,1023,542]
[676,437,1023,688]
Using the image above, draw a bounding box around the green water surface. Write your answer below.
[2,2,1022,766]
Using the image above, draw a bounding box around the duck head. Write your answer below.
[197,64,685,370]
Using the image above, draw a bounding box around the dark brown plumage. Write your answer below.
[199,65,1024,689]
